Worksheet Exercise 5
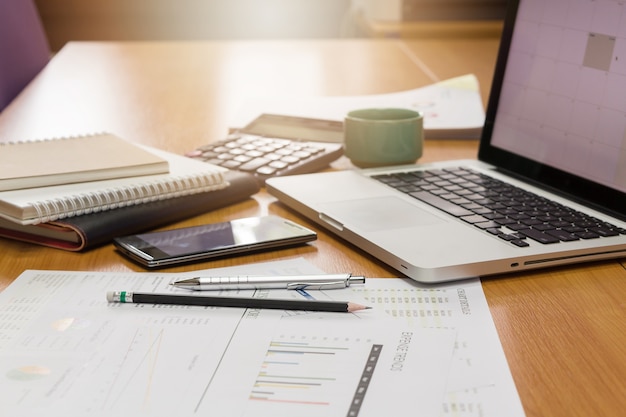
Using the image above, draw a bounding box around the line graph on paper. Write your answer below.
[100,327,165,411]
[80,318,239,416]
[245,335,383,417]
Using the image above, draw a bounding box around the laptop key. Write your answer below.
[545,229,580,242]
[409,191,473,217]
[461,214,489,224]
[589,227,620,237]
[518,228,560,244]
[575,231,601,239]
[474,221,502,229]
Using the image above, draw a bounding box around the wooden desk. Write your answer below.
[0,39,624,417]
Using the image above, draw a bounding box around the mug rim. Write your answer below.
[346,108,422,122]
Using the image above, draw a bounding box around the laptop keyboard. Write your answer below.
[372,167,626,247]
[186,133,343,182]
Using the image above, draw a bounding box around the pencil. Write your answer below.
[106,291,370,313]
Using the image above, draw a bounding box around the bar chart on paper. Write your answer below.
[198,315,455,417]
[248,336,382,415]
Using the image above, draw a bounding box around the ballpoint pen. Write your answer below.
[170,273,366,291]
[106,291,370,313]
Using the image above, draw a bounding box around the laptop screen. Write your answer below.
[479,0,626,219]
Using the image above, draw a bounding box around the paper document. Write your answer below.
[228,259,526,417]
[0,262,455,417]
[0,258,524,417]
[232,74,486,139]
[346,277,526,417]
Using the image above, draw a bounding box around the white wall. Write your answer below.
[350,0,403,21]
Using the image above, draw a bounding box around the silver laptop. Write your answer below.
[266,0,626,283]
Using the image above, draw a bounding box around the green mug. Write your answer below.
[344,108,423,168]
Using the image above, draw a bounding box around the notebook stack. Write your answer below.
[0,133,260,250]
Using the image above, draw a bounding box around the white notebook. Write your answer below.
[0,146,229,225]
[0,133,170,191]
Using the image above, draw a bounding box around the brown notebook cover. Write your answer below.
[0,171,260,251]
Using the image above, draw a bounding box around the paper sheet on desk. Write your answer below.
[0,258,524,417]
[346,277,526,417]
[0,263,454,417]
[232,74,486,139]
[203,258,525,417]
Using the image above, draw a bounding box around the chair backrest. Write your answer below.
[0,0,50,112]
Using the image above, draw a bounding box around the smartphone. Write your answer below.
[113,215,317,268]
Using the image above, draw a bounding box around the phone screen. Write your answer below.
[114,216,316,267]
[134,221,237,257]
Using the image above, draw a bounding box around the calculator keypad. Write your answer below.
[186,133,343,182]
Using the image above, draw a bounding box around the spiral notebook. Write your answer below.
[0,146,229,225]
[0,171,260,251]
[0,133,170,191]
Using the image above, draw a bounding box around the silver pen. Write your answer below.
[170,274,365,291]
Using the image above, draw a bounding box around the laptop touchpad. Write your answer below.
[319,197,445,232]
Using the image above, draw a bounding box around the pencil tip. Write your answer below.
[347,302,371,312]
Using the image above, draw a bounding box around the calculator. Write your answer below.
[185,114,344,182]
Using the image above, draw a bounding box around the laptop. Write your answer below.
[266,0,626,283]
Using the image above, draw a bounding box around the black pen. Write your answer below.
[170,274,366,291]
[106,291,370,313]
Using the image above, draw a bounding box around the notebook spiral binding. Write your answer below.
[0,132,104,146]
[29,172,228,224]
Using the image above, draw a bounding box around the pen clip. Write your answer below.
[286,281,347,290]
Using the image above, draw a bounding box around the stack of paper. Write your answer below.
[232,74,486,140]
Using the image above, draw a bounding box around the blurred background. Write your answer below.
[35,0,507,51]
